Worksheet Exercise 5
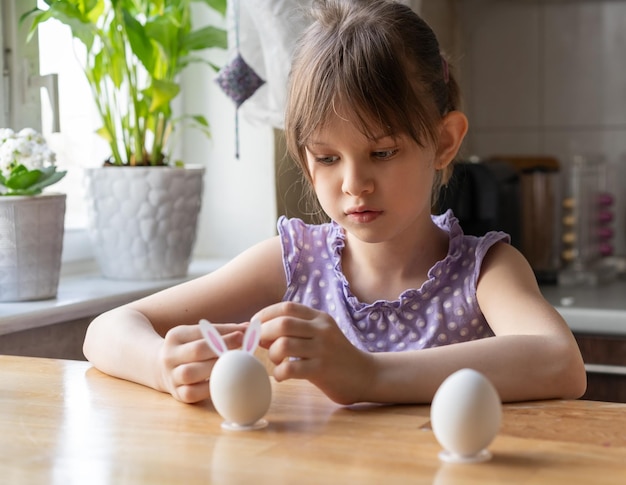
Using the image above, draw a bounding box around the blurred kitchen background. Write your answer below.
[446,0,626,285]
[281,0,626,286]
[409,0,626,403]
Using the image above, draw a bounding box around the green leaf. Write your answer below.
[18,6,42,33]
[174,113,212,139]
[195,0,227,17]
[190,115,209,128]
[148,79,180,112]
[134,97,150,120]
[27,3,97,49]
[145,14,180,62]
[184,26,227,52]
[8,164,28,177]
[96,126,114,143]
[105,27,127,88]
[122,8,155,73]
[85,0,105,24]
[26,167,68,194]
[5,168,42,191]
[91,50,104,85]
[0,165,67,196]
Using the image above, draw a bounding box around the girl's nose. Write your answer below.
[341,159,374,196]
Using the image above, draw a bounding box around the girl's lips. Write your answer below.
[346,209,382,223]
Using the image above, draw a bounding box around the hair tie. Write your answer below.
[441,56,449,84]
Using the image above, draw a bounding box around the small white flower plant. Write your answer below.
[0,128,66,196]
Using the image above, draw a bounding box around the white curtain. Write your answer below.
[228,0,422,129]
[227,0,313,129]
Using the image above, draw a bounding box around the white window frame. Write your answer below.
[0,1,6,128]
[1,0,41,130]
[2,0,95,267]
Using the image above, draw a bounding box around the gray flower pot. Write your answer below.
[84,166,204,280]
[0,193,66,301]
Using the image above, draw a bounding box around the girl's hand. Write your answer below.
[156,322,247,403]
[255,302,374,405]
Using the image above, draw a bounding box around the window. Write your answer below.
[1,0,41,130]
[4,0,279,262]
[2,0,107,262]
[35,0,110,230]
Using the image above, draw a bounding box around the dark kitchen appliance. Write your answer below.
[437,156,562,284]
[437,158,521,249]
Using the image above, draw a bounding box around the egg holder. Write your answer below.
[200,318,272,431]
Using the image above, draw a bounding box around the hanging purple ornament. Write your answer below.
[215,53,264,159]
[214,0,265,159]
[215,53,265,108]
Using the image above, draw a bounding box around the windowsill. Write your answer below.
[0,258,229,336]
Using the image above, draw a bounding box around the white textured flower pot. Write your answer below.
[0,193,66,302]
[85,166,204,280]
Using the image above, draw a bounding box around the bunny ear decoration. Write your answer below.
[243,318,262,354]
[199,319,228,356]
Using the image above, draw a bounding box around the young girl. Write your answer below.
[83,0,586,405]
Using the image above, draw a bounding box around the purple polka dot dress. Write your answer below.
[278,210,510,352]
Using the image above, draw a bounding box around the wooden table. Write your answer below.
[1,355,625,484]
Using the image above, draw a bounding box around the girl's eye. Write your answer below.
[315,155,339,165]
[373,149,398,160]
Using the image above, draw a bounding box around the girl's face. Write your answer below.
[304,112,439,245]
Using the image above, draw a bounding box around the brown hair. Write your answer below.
[284,0,461,209]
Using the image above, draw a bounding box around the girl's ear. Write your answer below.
[434,111,468,170]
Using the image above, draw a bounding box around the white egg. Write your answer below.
[210,350,272,429]
[430,368,502,463]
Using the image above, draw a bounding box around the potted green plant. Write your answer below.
[0,127,67,301]
[21,0,227,280]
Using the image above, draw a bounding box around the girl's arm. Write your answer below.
[259,242,587,404]
[83,236,286,402]
[376,242,586,402]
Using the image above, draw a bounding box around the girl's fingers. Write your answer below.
[272,354,315,382]
[254,302,324,347]
[253,301,319,324]
[165,323,247,361]
[166,323,248,345]
[267,334,313,363]
[172,360,215,386]
[173,382,212,404]
[260,320,315,346]
[163,323,248,403]
[215,322,250,336]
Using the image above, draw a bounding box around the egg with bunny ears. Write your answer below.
[430,368,502,463]
[199,318,272,430]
